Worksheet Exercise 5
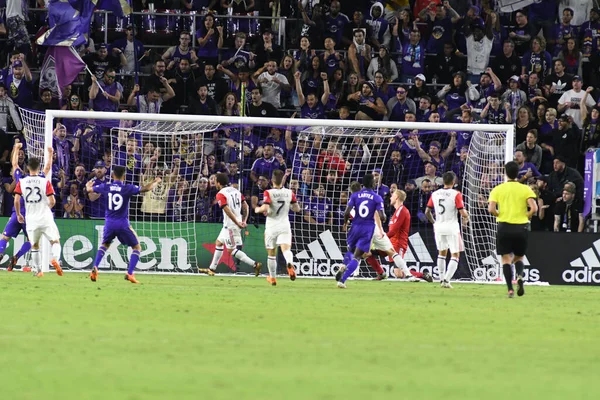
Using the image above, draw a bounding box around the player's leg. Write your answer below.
[443,235,464,287]
[497,224,516,297]
[278,232,296,281]
[226,228,262,276]
[264,231,278,285]
[208,229,228,272]
[42,222,63,276]
[10,221,32,272]
[0,234,11,259]
[117,226,142,284]
[27,227,43,277]
[339,228,373,287]
[435,232,449,285]
[90,241,112,282]
[513,229,529,297]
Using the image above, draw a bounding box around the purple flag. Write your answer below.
[39,47,86,99]
[583,150,594,218]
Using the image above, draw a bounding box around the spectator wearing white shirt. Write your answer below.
[558,75,595,128]
[254,60,291,109]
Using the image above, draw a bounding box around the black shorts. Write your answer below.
[496,223,529,257]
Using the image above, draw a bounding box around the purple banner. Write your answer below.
[583,150,594,217]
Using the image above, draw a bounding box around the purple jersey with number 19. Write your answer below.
[92,181,141,246]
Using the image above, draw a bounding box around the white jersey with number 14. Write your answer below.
[427,188,465,235]
[216,186,244,229]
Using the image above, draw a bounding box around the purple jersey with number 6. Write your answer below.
[346,188,383,253]
[93,181,141,246]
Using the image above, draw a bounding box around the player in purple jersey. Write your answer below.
[336,174,385,288]
[86,166,161,284]
[1,143,51,271]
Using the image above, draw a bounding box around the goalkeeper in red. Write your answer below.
[425,172,469,288]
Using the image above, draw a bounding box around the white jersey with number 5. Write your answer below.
[427,188,465,235]
[216,186,244,229]
[263,188,297,231]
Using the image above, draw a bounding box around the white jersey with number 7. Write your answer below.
[427,188,465,235]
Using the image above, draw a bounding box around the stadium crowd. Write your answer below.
[0,0,598,233]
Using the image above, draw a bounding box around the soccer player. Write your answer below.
[207,173,262,275]
[86,166,161,284]
[488,161,537,298]
[14,151,63,277]
[1,143,51,271]
[254,169,302,286]
[337,174,385,289]
[425,172,469,289]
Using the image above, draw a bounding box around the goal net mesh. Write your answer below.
[17,109,512,281]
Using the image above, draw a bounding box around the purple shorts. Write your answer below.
[102,224,139,247]
[3,214,27,239]
[347,224,375,254]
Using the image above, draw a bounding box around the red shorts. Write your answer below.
[388,240,407,261]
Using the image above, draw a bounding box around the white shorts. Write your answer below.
[27,221,60,244]
[217,227,243,249]
[264,229,292,249]
[434,232,464,254]
[371,232,393,251]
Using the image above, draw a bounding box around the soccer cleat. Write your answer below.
[517,277,525,297]
[406,275,420,282]
[508,289,515,298]
[287,263,296,281]
[7,256,17,272]
[335,266,346,282]
[90,266,98,282]
[35,271,44,278]
[199,268,215,276]
[23,266,32,272]
[373,273,387,281]
[126,274,140,284]
[422,272,433,283]
[266,276,277,286]
[337,281,346,289]
[51,259,63,276]
[253,262,262,277]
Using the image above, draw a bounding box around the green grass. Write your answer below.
[0,272,599,400]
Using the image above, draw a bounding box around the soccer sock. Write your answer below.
[93,245,108,267]
[277,248,287,268]
[366,255,384,275]
[128,250,140,275]
[209,246,224,271]
[31,250,40,272]
[15,241,32,259]
[282,250,294,265]
[437,256,447,281]
[267,256,277,278]
[232,249,256,267]
[514,260,525,279]
[51,242,61,262]
[503,264,513,291]
[392,253,412,277]
[341,258,360,283]
[0,238,8,254]
[343,251,353,265]
[445,257,459,282]
[411,270,424,278]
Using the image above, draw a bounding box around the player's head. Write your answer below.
[112,166,126,180]
[349,181,361,194]
[391,189,406,206]
[362,173,375,189]
[215,173,229,189]
[271,169,284,187]
[442,171,456,187]
[504,161,520,180]
[27,157,41,173]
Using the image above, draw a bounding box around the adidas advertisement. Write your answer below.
[527,232,600,286]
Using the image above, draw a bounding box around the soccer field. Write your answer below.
[1,273,598,400]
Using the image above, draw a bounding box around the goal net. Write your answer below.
[17,110,513,281]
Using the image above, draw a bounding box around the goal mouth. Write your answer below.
[16,109,518,282]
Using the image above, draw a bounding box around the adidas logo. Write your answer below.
[478,254,540,282]
[565,242,600,283]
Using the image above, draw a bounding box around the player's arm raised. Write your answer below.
[43,147,54,176]
[11,142,22,170]
[141,177,162,193]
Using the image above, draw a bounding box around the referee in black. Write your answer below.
[488,161,538,298]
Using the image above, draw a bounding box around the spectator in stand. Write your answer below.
[193,177,213,222]
[416,132,456,172]
[321,36,345,78]
[298,2,325,47]
[303,185,333,225]
[84,44,125,81]
[491,39,522,86]
[167,179,194,223]
[254,59,291,109]
[400,29,425,83]
[488,11,506,57]
[114,136,141,185]
[294,36,315,74]
[299,55,326,97]
[250,175,269,224]
[367,2,391,49]
[247,86,278,118]
[89,70,122,112]
[0,83,22,155]
[63,183,85,219]
[414,161,443,188]
[166,58,198,113]
[558,75,595,129]
[480,93,512,124]
[88,160,108,219]
[250,143,281,182]
[544,59,573,109]
[580,87,600,151]
[552,114,582,168]
[53,123,74,176]
[516,129,543,170]
[530,176,555,231]
[278,54,296,109]
[298,168,314,198]
[347,29,371,81]
[560,0,594,27]
[514,105,539,145]
[198,63,228,104]
[502,76,528,121]
[554,182,584,232]
[73,122,103,173]
[162,31,198,71]
[386,85,416,121]
[407,73,433,105]
[558,38,583,77]
[528,0,558,42]
[429,42,464,85]
[317,139,347,177]
[196,14,223,69]
[515,149,541,183]
[436,72,479,117]
[370,71,394,105]
[549,8,579,58]
[522,37,552,84]
[61,93,87,134]
[472,68,502,112]
[394,8,415,47]
[323,1,348,48]
[221,32,255,74]
[367,46,398,82]
[352,81,387,121]
[188,83,218,115]
[323,169,343,199]
[382,149,405,186]
[415,96,432,122]
[111,25,147,75]
[34,88,56,111]
[342,10,374,49]
[296,71,329,119]
[508,10,532,57]
[4,0,31,57]
[450,145,468,183]
[127,79,175,113]
[255,27,283,68]
[419,2,459,54]
[67,163,89,198]
[5,59,32,109]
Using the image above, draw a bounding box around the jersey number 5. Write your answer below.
[438,199,446,215]
[108,193,124,211]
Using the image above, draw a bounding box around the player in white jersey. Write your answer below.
[14,150,63,277]
[207,173,262,276]
[425,172,469,288]
[254,169,302,286]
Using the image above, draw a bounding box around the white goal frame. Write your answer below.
[43,110,514,276]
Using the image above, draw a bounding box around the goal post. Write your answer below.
[19,109,514,280]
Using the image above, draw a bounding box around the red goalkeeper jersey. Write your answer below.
[387,204,410,251]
